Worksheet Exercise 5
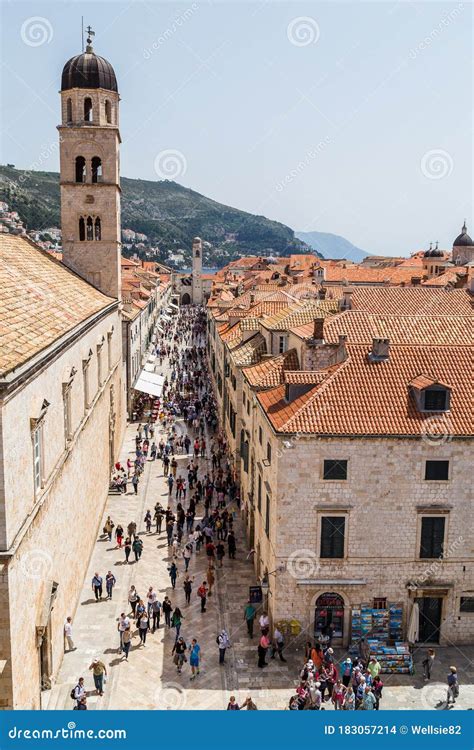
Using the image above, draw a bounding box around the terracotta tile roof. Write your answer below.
[288,254,320,271]
[0,234,114,377]
[422,269,466,287]
[349,287,472,315]
[257,343,472,437]
[242,349,299,388]
[409,374,450,390]
[229,333,267,366]
[284,370,329,385]
[240,318,261,331]
[289,310,473,347]
[261,300,338,331]
[324,265,424,284]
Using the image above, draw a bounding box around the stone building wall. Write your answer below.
[0,308,126,708]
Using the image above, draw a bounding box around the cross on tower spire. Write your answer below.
[85,24,95,52]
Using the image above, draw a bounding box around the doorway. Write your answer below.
[314,592,344,643]
[419,597,442,643]
[181,292,191,305]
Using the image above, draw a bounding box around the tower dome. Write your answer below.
[61,39,118,92]
[453,221,473,247]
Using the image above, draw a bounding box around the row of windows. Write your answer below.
[66,97,114,124]
[32,336,114,495]
[312,515,450,560]
[75,155,102,183]
[79,216,101,241]
[322,459,451,482]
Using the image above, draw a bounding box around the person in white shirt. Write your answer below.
[117,612,130,652]
[147,587,157,616]
[64,617,75,652]
[259,612,269,633]
[72,677,85,707]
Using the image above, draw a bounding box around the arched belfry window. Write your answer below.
[86,216,93,241]
[75,156,86,183]
[94,217,101,240]
[84,97,93,122]
[91,157,102,183]
[79,217,85,241]
[105,100,112,124]
[66,98,73,123]
[195,249,200,258]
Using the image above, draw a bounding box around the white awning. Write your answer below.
[144,363,155,372]
[161,314,172,322]
[134,371,165,397]
[156,325,164,333]
[170,302,179,310]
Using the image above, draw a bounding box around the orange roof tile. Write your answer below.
[257,343,472,437]
[349,287,472,315]
[242,349,299,388]
[0,235,114,377]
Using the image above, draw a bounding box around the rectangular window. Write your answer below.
[243,392,246,406]
[323,459,348,480]
[265,495,270,536]
[320,516,345,559]
[32,427,43,493]
[373,597,387,610]
[257,474,262,512]
[278,336,286,354]
[424,389,447,411]
[83,363,90,412]
[420,516,445,559]
[107,331,113,371]
[63,387,72,443]
[247,400,250,416]
[425,460,449,481]
[460,597,474,613]
[97,345,103,388]
[267,442,272,464]
[259,426,263,445]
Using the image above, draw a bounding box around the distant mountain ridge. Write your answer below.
[296,230,369,262]
[0,166,306,267]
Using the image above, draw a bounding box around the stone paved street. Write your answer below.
[46,309,474,712]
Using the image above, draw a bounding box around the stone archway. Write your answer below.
[181,292,191,305]
[310,590,351,647]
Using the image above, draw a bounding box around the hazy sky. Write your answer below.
[1,1,472,256]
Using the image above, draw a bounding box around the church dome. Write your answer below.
[424,243,443,258]
[453,222,473,247]
[61,47,118,92]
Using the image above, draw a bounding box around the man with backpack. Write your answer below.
[217,629,231,664]
[71,677,85,708]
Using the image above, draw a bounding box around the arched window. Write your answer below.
[86,216,93,241]
[105,100,112,124]
[94,217,101,241]
[91,156,102,183]
[75,156,86,183]
[79,217,85,241]
[195,249,200,258]
[84,97,93,122]
[66,98,73,123]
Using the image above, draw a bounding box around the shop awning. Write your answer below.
[134,371,165,397]
[156,325,164,333]
[170,302,179,310]
[161,314,172,322]
[144,363,155,372]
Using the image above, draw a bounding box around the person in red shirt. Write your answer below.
[258,631,270,668]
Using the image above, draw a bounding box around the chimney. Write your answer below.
[292,276,298,284]
[411,276,421,286]
[340,286,354,310]
[313,317,325,341]
[250,292,255,304]
[369,337,390,361]
[318,286,327,300]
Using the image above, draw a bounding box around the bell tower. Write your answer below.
[58,28,121,298]
[192,236,203,304]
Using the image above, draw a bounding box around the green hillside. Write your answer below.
[0,166,310,267]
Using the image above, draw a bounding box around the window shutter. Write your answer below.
[420,517,445,558]
[321,517,345,558]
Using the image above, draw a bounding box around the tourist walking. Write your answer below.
[197,581,208,612]
[91,572,103,601]
[171,607,183,637]
[71,677,86,708]
[447,666,459,705]
[172,636,187,674]
[244,601,256,638]
[183,574,193,604]
[271,626,286,662]
[163,596,172,627]
[117,612,130,651]
[105,571,116,600]
[132,537,143,562]
[257,631,270,668]
[64,617,75,652]
[217,629,230,664]
[121,627,132,661]
[88,659,107,696]
[168,561,178,589]
[422,648,435,681]
[124,537,132,563]
[189,638,201,679]
[138,612,149,645]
